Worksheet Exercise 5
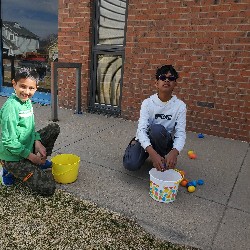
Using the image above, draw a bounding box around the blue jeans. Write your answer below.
[123,124,173,171]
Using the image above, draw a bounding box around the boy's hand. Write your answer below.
[36,152,46,164]
[146,146,165,171]
[34,140,47,159]
[164,149,179,169]
[151,154,166,171]
[28,153,45,165]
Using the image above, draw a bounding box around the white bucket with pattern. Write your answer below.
[149,168,183,203]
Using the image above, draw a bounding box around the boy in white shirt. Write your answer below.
[123,65,186,172]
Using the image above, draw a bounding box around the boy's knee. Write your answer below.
[123,160,141,171]
[48,123,60,134]
[123,147,142,171]
[39,184,56,196]
[123,139,147,171]
[36,179,56,196]
[26,171,56,196]
[150,124,165,136]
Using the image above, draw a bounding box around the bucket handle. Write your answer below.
[173,169,184,184]
[174,179,182,185]
[174,176,184,185]
[52,166,76,176]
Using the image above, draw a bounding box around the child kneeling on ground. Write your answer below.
[123,65,186,172]
[0,68,60,196]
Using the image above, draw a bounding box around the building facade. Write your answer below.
[58,0,249,142]
[2,21,39,56]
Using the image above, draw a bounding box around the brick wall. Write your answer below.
[58,0,249,142]
[123,0,249,141]
[58,0,91,110]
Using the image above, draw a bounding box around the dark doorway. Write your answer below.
[89,0,128,115]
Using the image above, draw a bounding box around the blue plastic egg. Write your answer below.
[197,179,204,185]
[191,180,197,187]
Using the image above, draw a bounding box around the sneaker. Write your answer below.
[0,167,15,186]
[40,160,52,170]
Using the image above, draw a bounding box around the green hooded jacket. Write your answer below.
[0,94,41,161]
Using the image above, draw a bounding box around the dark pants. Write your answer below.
[1,123,60,196]
[123,124,173,171]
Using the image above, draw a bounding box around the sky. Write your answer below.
[2,0,58,39]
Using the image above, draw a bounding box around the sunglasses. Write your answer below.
[159,75,176,82]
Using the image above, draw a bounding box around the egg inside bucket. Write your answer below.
[149,169,183,203]
[52,154,80,184]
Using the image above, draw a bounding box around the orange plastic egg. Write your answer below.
[189,153,197,159]
[180,180,188,187]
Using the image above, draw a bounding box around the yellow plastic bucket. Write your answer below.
[51,154,80,184]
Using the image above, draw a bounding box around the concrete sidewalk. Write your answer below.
[2,96,250,250]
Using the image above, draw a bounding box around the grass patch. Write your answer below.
[0,184,199,250]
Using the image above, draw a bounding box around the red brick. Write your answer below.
[58,0,250,142]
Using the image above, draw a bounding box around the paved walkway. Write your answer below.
[2,97,250,250]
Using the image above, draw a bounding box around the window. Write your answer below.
[1,0,58,91]
[89,0,128,115]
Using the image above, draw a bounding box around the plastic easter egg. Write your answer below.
[189,153,197,159]
[188,186,196,193]
[186,181,193,187]
[188,150,194,156]
[198,133,204,138]
[180,180,188,187]
[197,179,204,185]
[190,180,197,187]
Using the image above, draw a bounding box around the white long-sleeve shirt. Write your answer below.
[136,94,187,153]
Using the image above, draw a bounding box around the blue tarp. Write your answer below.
[0,86,51,105]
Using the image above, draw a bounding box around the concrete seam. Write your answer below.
[210,143,250,249]
[53,122,122,152]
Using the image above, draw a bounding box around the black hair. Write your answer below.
[14,68,39,84]
[155,65,179,80]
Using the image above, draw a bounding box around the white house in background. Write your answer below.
[2,21,39,56]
